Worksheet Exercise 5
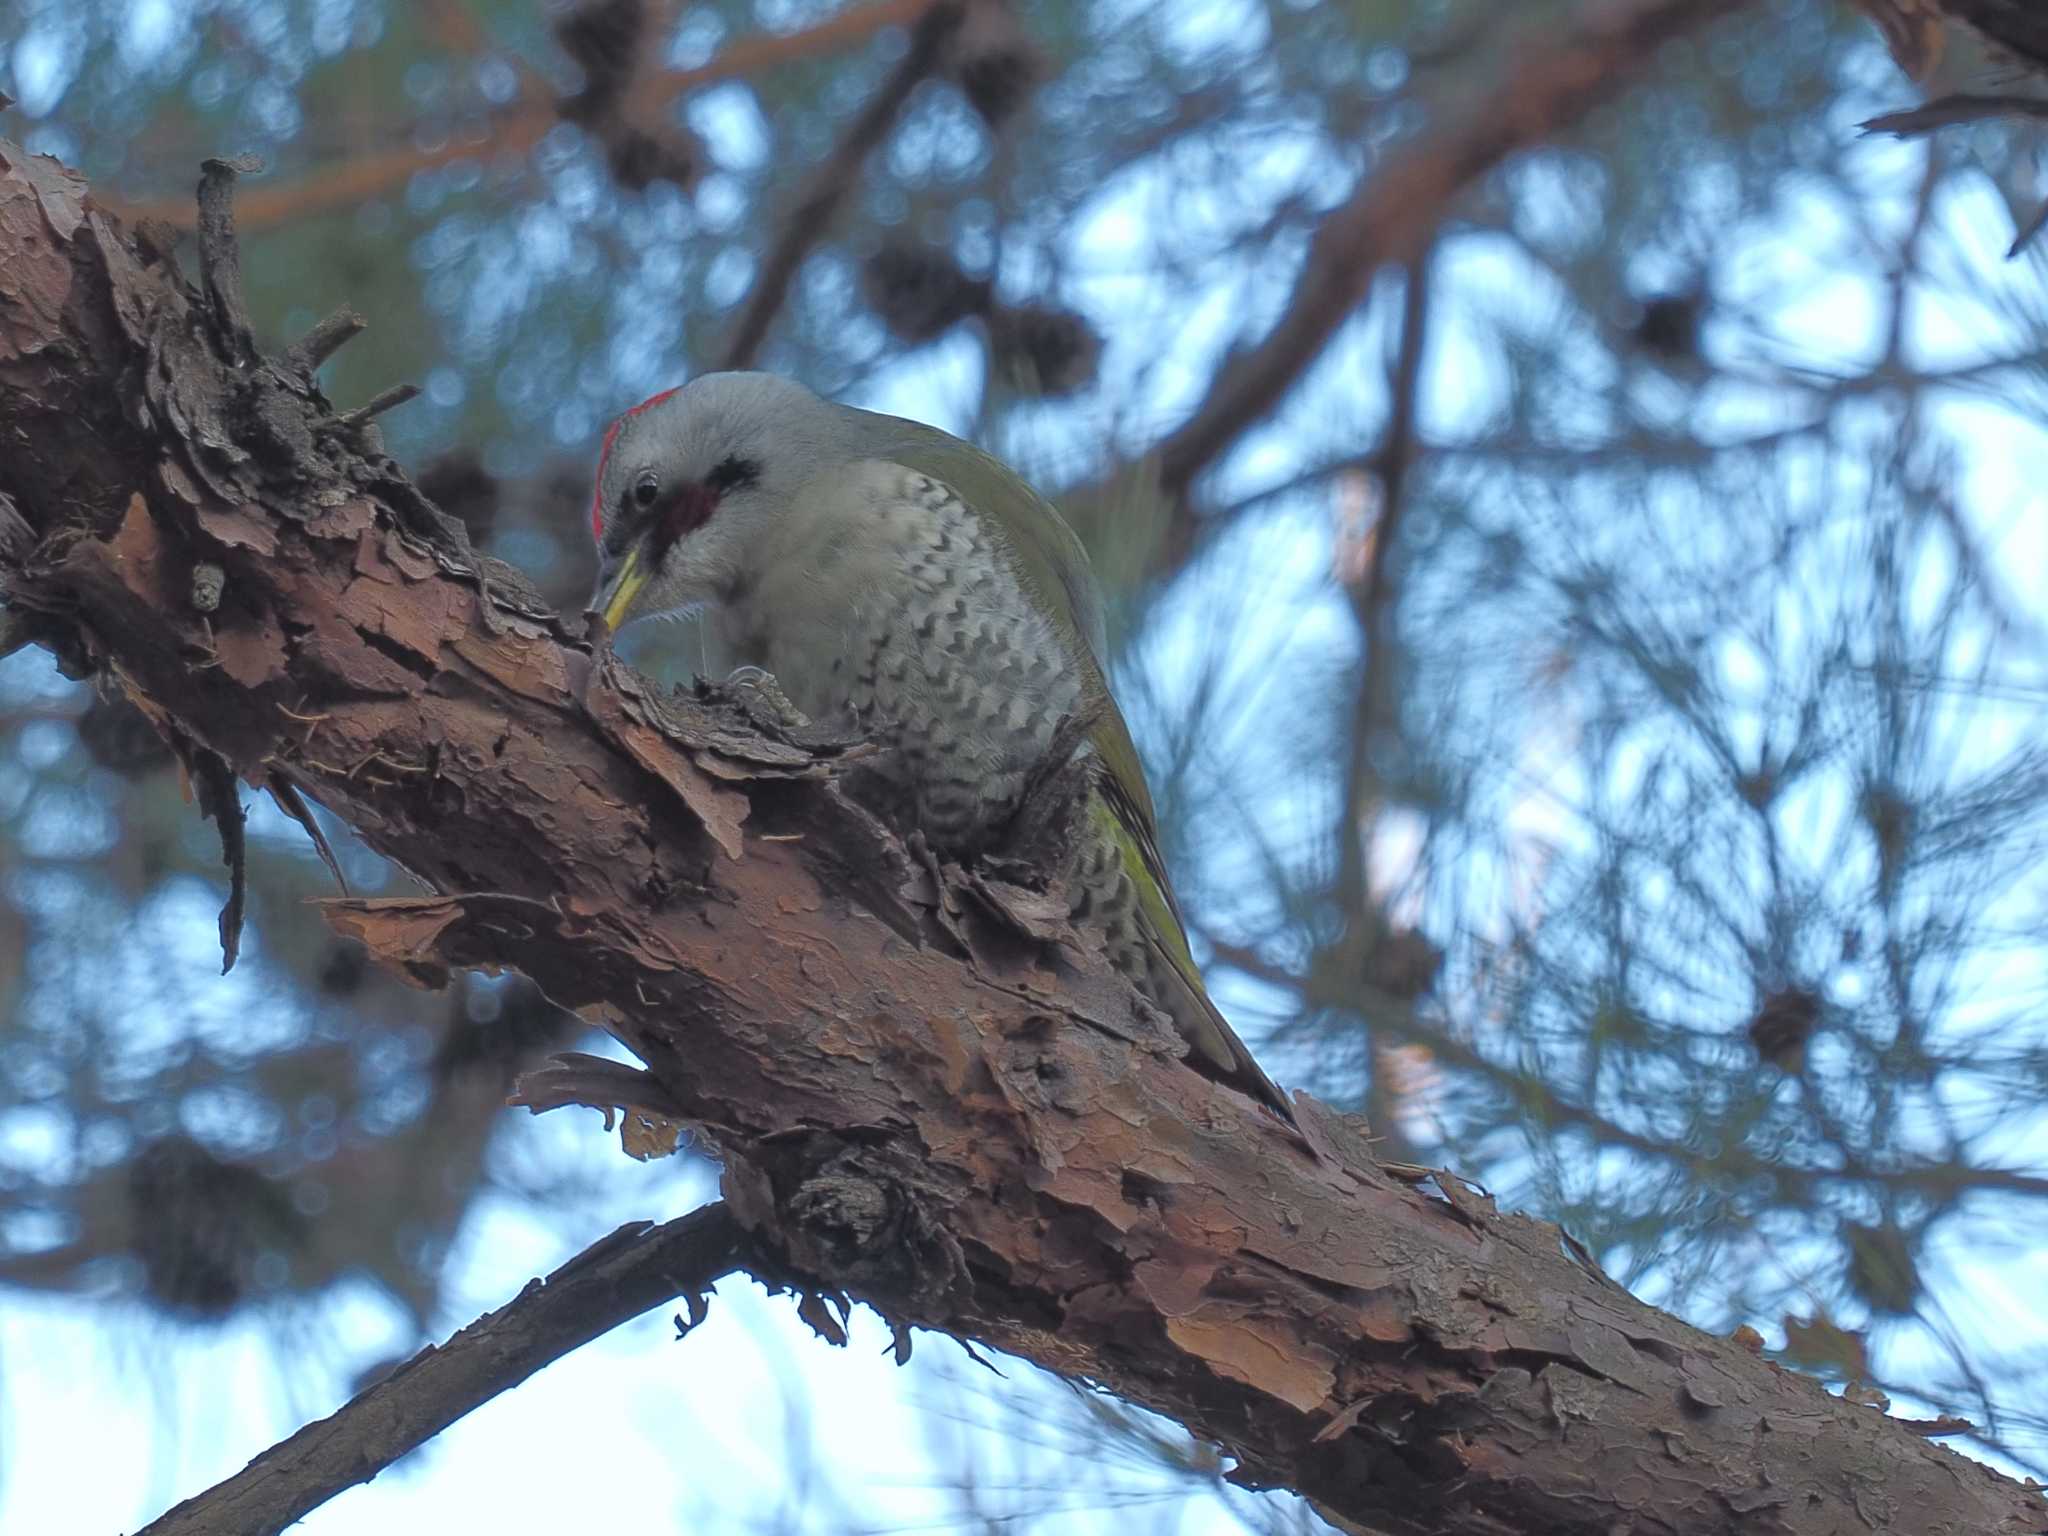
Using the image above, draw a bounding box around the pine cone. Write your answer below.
[128,1136,306,1317]
[556,0,645,123]
[601,119,703,192]
[1630,290,1705,364]
[862,244,992,343]
[1747,985,1822,1071]
[987,302,1102,397]
[950,0,1047,129]
[317,938,371,996]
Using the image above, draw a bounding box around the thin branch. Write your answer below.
[1349,255,1432,773]
[267,771,350,895]
[1336,254,1433,1162]
[119,0,935,231]
[1863,93,2048,136]
[335,380,422,427]
[138,1205,751,1536]
[1934,0,2048,74]
[1146,0,1748,564]
[1859,90,2048,254]
[283,306,367,376]
[195,155,264,360]
[718,1,963,370]
[1206,934,2048,1211]
[1325,254,1431,913]
[621,0,932,122]
[1879,142,1942,372]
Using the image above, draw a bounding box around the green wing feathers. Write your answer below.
[1090,756,1295,1122]
[885,424,1292,1121]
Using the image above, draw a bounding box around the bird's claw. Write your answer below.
[722,665,812,735]
[1004,746,1094,874]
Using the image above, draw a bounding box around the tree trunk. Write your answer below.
[0,141,2039,1536]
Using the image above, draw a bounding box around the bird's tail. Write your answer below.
[1086,790,1296,1124]
[1143,932,1297,1124]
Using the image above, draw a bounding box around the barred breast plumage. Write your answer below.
[712,462,1157,1024]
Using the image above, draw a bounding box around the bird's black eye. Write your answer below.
[632,472,660,509]
[707,455,760,496]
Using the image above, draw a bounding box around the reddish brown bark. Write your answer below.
[1,142,2042,1536]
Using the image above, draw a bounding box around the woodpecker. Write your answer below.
[589,372,1291,1121]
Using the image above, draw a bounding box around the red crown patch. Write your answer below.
[590,386,683,537]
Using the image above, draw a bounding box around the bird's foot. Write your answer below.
[1003,745,1095,878]
[901,828,976,957]
[722,665,812,736]
[904,828,951,905]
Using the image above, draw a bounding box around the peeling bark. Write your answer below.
[1,141,2042,1536]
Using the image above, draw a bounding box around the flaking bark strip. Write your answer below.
[187,744,247,972]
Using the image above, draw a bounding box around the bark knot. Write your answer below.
[760,1140,973,1310]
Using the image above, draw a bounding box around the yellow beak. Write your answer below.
[597,546,652,635]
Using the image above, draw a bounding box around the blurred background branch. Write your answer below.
[1148,0,1745,537]
[117,0,937,230]
[140,1205,750,1536]
[719,0,964,367]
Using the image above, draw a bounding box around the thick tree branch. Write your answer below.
[2,142,2043,1536]
[1144,0,1753,575]
[138,1205,750,1536]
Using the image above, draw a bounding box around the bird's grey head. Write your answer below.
[588,372,853,631]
